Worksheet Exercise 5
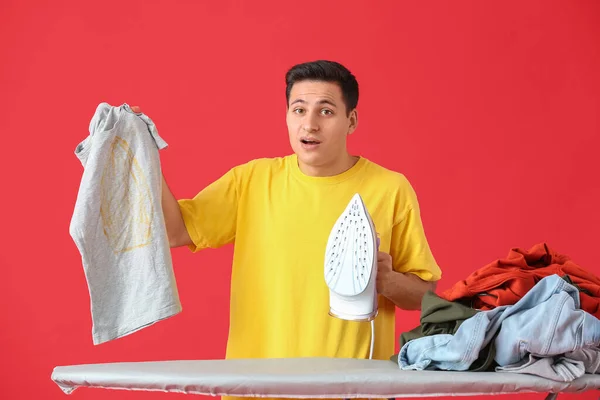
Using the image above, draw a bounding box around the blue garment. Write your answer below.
[399,274,600,371]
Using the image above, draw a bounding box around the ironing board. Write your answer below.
[51,357,600,399]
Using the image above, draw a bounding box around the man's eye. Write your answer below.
[294,108,304,114]
[321,109,333,115]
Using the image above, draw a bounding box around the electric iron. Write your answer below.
[324,193,379,323]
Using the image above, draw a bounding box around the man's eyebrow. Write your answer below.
[290,99,337,107]
[317,99,337,107]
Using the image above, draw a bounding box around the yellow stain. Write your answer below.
[100,136,153,254]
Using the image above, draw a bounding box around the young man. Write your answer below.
[158,60,441,366]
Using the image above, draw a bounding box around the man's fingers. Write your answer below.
[131,106,141,113]
[377,251,391,262]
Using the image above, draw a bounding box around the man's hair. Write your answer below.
[285,60,359,115]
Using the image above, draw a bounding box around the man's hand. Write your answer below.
[375,250,435,310]
[131,106,141,113]
[376,251,394,296]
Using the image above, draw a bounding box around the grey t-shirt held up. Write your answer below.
[69,102,182,345]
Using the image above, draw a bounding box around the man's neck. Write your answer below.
[298,154,359,177]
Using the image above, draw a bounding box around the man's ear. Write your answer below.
[347,109,358,135]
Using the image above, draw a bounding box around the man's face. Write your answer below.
[286,80,357,174]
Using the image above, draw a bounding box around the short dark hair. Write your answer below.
[285,60,359,115]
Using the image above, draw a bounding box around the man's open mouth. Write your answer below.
[301,138,321,145]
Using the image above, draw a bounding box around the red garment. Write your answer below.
[440,243,600,319]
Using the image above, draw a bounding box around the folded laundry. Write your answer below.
[440,243,600,318]
[397,274,600,382]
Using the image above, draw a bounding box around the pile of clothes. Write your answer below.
[393,243,600,382]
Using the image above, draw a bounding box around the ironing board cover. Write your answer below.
[51,357,600,398]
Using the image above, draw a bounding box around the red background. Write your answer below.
[1,0,599,399]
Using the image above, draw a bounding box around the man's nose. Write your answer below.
[302,113,320,132]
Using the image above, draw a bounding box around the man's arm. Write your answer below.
[376,251,437,310]
[161,174,193,248]
[383,176,442,310]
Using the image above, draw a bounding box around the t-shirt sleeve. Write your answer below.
[177,167,239,252]
[390,178,442,282]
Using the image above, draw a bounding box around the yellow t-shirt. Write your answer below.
[178,154,441,398]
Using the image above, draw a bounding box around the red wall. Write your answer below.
[1,0,599,399]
